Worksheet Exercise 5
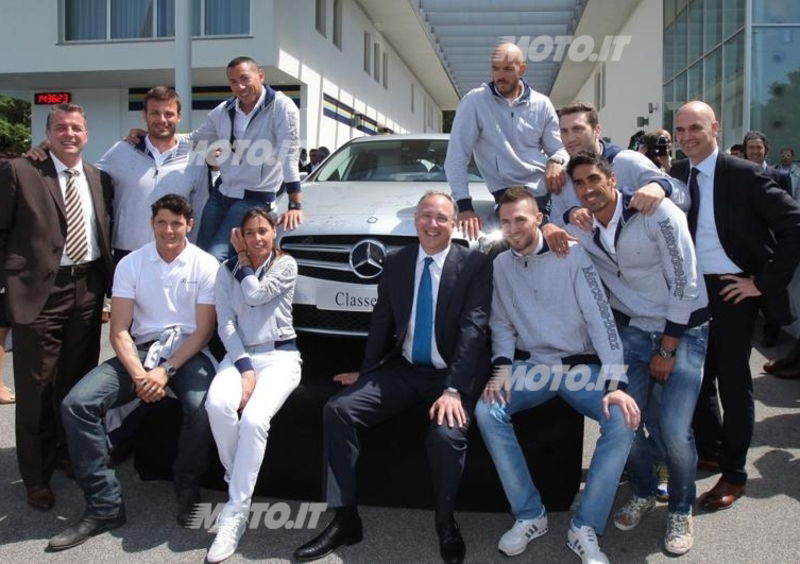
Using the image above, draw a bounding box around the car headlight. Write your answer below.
[477,229,507,256]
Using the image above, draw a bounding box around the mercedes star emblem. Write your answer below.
[349,239,386,279]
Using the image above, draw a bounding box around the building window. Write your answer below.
[64,0,250,41]
[382,52,389,88]
[411,83,415,113]
[364,32,371,74]
[333,0,342,49]
[594,64,605,110]
[373,43,381,82]
[315,0,326,37]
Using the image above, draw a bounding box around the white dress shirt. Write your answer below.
[233,87,267,141]
[51,154,100,265]
[692,148,742,274]
[592,192,624,256]
[402,245,451,369]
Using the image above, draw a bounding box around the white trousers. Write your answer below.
[205,349,301,510]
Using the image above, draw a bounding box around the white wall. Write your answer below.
[273,0,440,152]
[572,0,663,147]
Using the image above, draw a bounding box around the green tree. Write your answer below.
[0,95,32,153]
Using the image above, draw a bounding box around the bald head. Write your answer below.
[492,42,525,65]
[491,42,526,99]
[675,100,720,164]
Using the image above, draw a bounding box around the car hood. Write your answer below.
[283,181,497,237]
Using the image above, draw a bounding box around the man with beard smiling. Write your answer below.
[445,42,569,241]
[475,186,638,564]
[294,192,492,564]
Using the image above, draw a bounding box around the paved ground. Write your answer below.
[0,326,798,563]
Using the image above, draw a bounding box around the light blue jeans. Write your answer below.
[620,323,708,514]
[475,362,634,534]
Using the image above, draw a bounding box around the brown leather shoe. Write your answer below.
[26,484,55,510]
[698,478,745,510]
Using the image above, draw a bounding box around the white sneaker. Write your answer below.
[613,495,656,531]
[567,523,609,564]
[664,512,694,555]
[497,512,549,556]
[206,506,248,563]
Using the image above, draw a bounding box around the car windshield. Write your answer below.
[312,138,482,182]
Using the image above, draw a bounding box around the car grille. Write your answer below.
[292,304,372,336]
[281,234,419,285]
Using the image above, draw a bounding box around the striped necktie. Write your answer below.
[64,168,88,264]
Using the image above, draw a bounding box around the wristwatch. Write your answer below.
[288,200,303,211]
[657,346,676,360]
[445,386,459,394]
[160,360,177,378]
[547,155,567,165]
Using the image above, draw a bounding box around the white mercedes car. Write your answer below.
[279,134,499,336]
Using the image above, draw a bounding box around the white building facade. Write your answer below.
[0,0,455,161]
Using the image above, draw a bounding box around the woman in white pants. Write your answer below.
[205,207,301,563]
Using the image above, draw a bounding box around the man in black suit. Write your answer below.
[743,130,793,194]
[0,103,113,510]
[671,101,800,510]
[743,130,793,347]
[294,192,492,564]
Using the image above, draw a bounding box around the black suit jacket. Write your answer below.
[671,152,800,325]
[360,243,492,397]
[0,154,113,324]
[765,165,792,195]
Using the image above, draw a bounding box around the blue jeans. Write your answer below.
[196,183,274,261]
[620,323,708,514]
[61,350,214,517]
[475,362,634,534]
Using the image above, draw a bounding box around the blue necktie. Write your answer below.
[412,257,434,366]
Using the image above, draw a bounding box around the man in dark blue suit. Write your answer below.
[672,103,800,511]
[743,130,792,194]
[294,192,492,564]
[743,130,793,346]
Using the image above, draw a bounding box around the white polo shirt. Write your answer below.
[112,241,218,344]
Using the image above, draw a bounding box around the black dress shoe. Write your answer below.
[293,515,363,561]
[176,487,201,527]
[438,520,466,564]
[26,484,55,510]
[47,509,126,552]
[772,365,800,379]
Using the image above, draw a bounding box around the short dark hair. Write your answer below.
[317,146,330,158]
[743,130,769,151]
[558,101,599,129]
[227,56,258,70]
[46,103,86,130]
[498,186,539,212]
[781,146,795,156]
[566,150,614,179]
[143,86,181,114]
[151,194,193,221]
[729,143,745,154]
